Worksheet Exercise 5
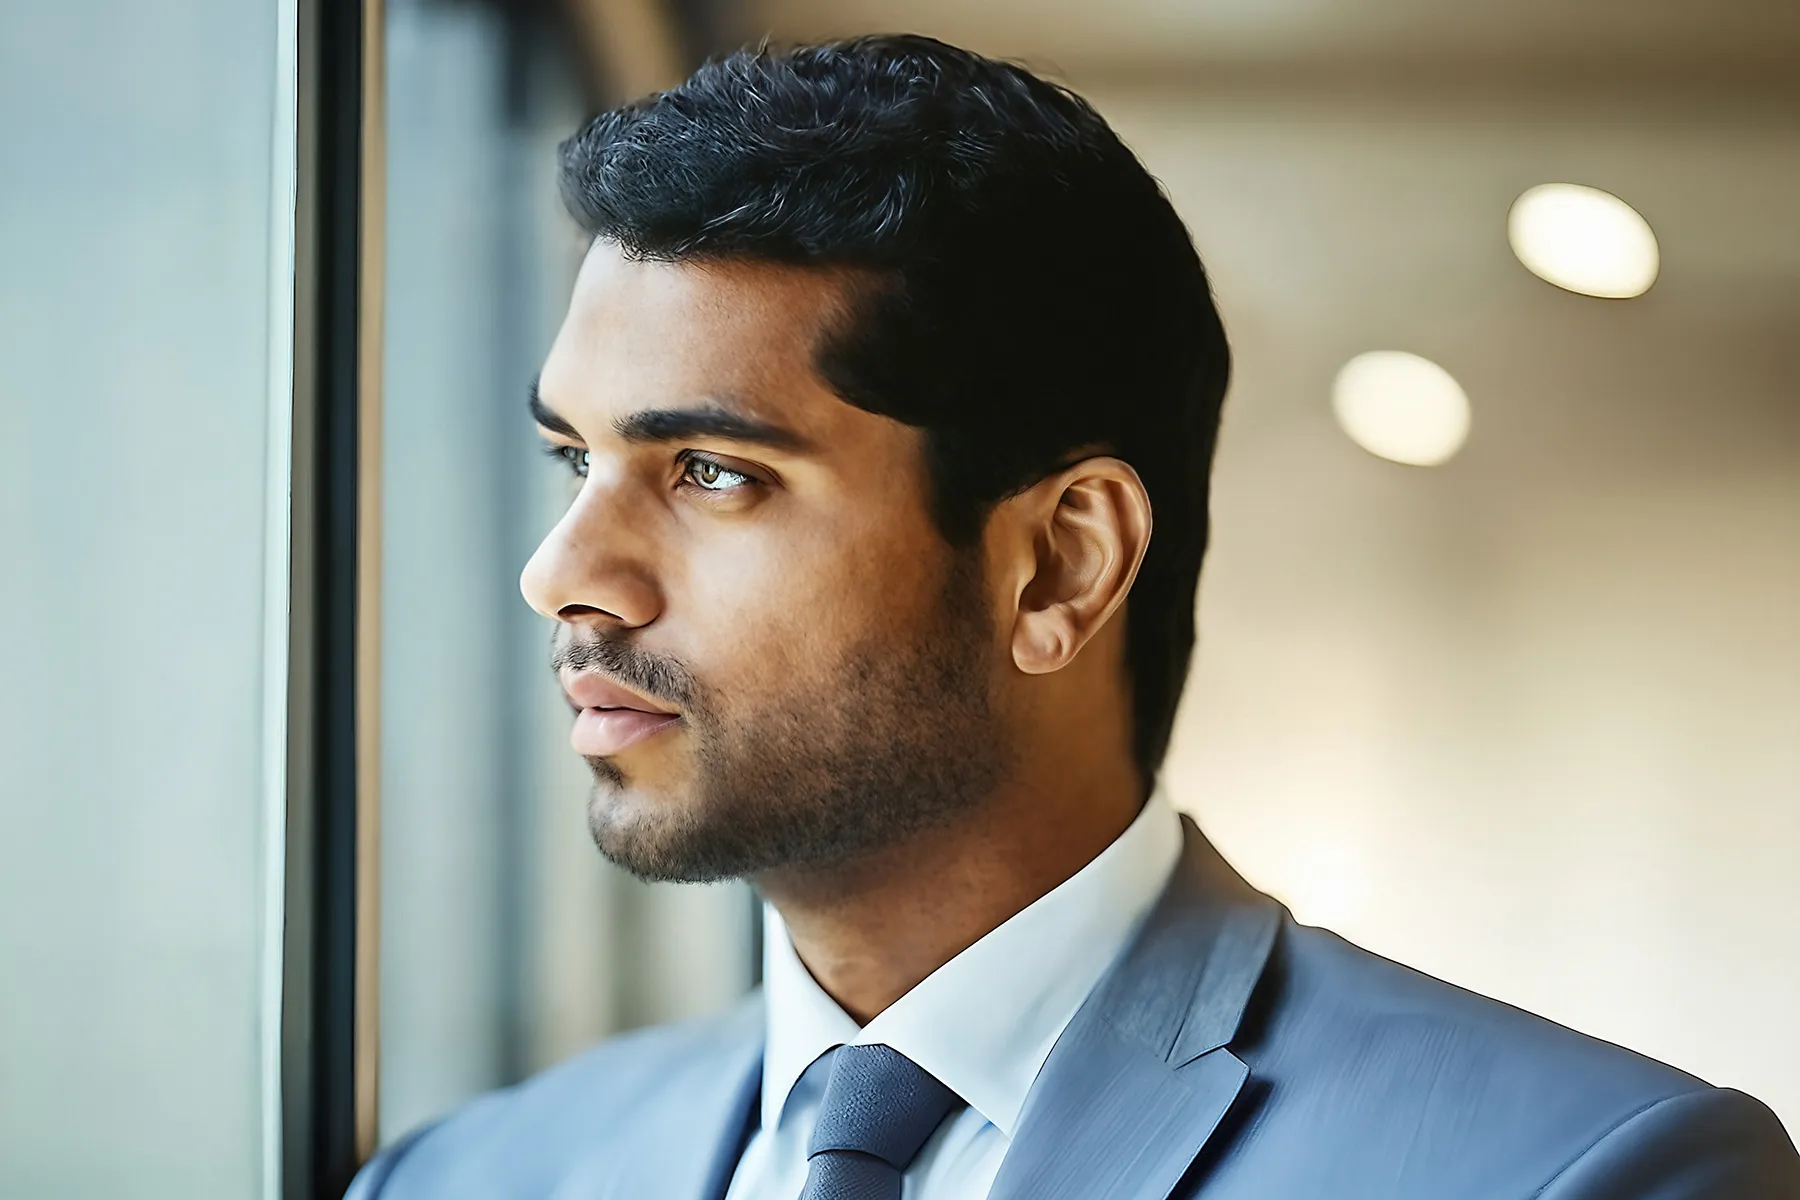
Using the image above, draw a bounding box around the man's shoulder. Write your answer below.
[1262,917,1704,1096]
[1201,915,1797,1196]
[348,994,762,1199]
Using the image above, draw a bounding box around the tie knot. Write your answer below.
[807,1044,964,1171]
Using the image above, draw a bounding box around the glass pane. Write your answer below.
[0,1,295,1197]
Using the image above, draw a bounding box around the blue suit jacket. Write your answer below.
[350,819,1800,1197]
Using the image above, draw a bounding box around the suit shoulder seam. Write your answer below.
[1527,1085,1718,1198]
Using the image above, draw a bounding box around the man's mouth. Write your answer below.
[558,670,682,757]
[569,706,681,757]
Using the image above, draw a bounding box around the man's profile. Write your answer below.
[350,34,1799,1199]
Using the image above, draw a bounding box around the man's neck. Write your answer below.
[755,767,1144,1025]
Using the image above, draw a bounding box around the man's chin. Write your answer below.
[585,783,739,884]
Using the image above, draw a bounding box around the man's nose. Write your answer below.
[519,493,662,629]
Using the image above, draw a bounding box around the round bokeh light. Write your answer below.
[1332,350,1472,467]
[1508,182,1659,299]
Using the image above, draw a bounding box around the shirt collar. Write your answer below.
[759,789,1183,1138]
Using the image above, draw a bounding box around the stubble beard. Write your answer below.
[579,552,1011,883]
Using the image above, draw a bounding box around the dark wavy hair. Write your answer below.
[558,34,1231,785]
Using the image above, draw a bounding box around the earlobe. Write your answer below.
[1013,619,1073,676]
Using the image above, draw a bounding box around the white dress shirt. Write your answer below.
[724,791,1184,1200]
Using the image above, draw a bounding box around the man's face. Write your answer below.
[521,242,1013,882]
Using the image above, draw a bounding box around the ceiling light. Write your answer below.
[1331,351,1471,467]
[1508,183,1659,299]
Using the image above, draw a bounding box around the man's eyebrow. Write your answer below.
[613,402,815,453]
[528,380,579,439]
[530,378,815,453]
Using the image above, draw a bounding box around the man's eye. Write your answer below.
[542,443,589,478]
[683,455,753,492]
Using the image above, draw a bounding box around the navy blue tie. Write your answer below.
[800,1043,965,1200]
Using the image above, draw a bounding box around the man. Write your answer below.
[350,34,1799,1200]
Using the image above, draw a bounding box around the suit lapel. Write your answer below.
[696,1042,763,1200]
[988,818,1282,1200]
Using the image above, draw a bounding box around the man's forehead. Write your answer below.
[540,240,859,428]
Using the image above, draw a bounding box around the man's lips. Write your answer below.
[559,670,681,757]
[570,707,680,756]
[559,671,678,714]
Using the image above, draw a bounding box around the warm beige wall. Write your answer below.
[1098,89,1800,1127]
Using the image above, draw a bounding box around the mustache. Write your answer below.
[551,631,698,710]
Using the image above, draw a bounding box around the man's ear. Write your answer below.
[996,457,1153,676]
